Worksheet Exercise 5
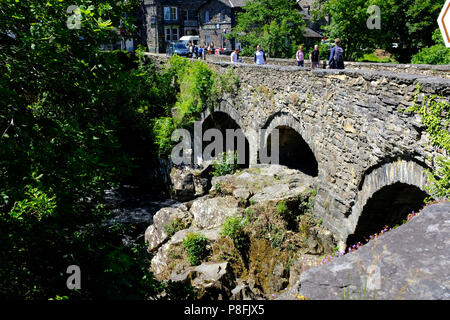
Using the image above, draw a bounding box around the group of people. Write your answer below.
[230,38,345,70]
[230,44,266,65]
[296,38,345,69]
[187,41,215,60]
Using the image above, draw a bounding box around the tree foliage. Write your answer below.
[408,86,450,199]
[313,0,445,62]
[229,0,306,58]
[0,0,199,299]
[411,29,450,65]
[152,55,239,156]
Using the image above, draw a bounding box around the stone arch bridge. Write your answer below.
[149,53,450,247]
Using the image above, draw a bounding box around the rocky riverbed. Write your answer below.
[104,165,449,300]
[145,164,338,299]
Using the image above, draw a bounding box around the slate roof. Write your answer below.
[155,0,207,9]
[303,27,322,38]
[201,0,248,8]
[225,0,248,7]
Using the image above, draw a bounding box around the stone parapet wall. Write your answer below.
[203,53,450,78]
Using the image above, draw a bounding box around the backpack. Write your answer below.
[334,46,344,69]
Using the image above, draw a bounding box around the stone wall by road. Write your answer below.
[147,53,449,245]
[204,53,450,78]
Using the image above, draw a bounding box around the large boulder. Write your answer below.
[250,183,310,204]
[151,227,223,278]
[170,165,212,201]
[230,279,263,300]
[280,201,450,300]
[210,165,317,204]
[170,167,196,201]
[170,262,235,300]
[144,204,192,252]
[190,196,242,230]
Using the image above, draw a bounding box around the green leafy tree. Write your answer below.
[152,55,239,156]
[0,0,174,299]
[229,0,306,58]
[411,29,450,65]
[313,0,445,62]
[318,0,374,61]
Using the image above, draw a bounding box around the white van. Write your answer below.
[179,35,200,46]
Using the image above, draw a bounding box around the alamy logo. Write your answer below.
[66,265,81,290]
[170,119,280,166]
[367,5,381,30]
[365,265,381,291]
[66,5,82,30]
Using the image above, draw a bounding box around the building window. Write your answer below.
[172,27,179,40]
[165,27,179,41]
[164,7,177,21]
[205,34,210,46]
[165,27,171,41]
[205,11,210,23]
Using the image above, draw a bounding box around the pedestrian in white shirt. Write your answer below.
[254,45,266,65]
[231,48,240,63]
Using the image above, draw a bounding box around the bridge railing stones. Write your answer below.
[204,53,450,78]
[146,53,449,244]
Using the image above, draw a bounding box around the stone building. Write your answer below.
[139,0,327,53]
[197,0,247,50]
[141,0,207,53]
[297,0,328,46]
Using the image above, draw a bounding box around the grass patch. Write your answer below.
[356,52,397,64]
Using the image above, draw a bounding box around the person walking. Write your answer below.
[188,42,193,58]
[328,38,345,69]
[296,45,305,67]
[310,45,320,69]
[231,48,240,63]
[198,45,203,60]
[254,44,266,65]
[193,45,198,59]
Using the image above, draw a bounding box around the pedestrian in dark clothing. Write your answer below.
[328,38,345,69]
[310,45,320,69]
[193,45,198,59]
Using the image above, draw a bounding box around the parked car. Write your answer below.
[167,42,189,57]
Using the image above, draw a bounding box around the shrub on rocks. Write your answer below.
[182,233,208,266]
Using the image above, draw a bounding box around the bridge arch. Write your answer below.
[200,108,252,167]
[346,160,431,247]
[261,113,318,176]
